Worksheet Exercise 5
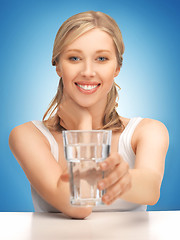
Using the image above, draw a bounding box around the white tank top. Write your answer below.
[31,117,147,212]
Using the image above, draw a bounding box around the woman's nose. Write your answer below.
[80,60,96,77]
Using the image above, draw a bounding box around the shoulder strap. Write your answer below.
[119,117,143,165]
[32,120,59,162]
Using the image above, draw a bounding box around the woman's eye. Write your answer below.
[69,56,80,61]
[97,57,108,62]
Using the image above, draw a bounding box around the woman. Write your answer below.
[9,11,169,219]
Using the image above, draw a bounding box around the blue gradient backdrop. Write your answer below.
[1,0,180,211]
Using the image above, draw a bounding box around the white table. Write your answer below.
[0,211,179,240]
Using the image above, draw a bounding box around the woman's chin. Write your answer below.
[74,99,96,108]
[77,103,94,108]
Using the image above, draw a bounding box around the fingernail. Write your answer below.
[98,182,104,189]
[103,195,110,201]
[101,162,107,169]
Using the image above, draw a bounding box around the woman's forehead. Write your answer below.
[64,28,116,53]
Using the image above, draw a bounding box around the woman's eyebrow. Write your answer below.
[65,49,82,53]
[64,49,111,53]
[96,50,111,53]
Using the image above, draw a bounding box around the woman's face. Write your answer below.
[56,28,120,108]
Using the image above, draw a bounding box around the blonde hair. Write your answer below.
[43,11,125,132]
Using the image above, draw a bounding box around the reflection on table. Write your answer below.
[0,211,179,240]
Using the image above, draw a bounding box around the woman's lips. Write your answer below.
[75,82,101,94]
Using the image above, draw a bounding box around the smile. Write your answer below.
[76,83,99,90]
[75,83,101,94]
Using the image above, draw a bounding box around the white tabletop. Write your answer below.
[0,211,179,240]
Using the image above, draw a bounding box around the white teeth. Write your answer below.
[77,84,99,90]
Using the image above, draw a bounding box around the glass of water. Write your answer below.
[62,130,112,207]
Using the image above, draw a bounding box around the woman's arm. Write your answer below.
[9,122,92,218]
[98,119,169,205]
[123,119,169,205]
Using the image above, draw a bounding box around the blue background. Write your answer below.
[1,0,179,211]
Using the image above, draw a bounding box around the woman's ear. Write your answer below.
[56,65,62,77]
[114,65,120,77]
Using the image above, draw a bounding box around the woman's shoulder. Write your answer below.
[118,116,169,154]
[9,121,50,150]
[120,116,168,135]
[135,118,168,136]
[133,118,169,149]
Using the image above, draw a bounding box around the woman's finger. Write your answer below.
[98,160,129,190]
[102,172,132,204]
[99,152,123,171]
[60,119,67,129]
[57,105,63,118]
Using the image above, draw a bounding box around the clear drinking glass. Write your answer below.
[62,130,112,207]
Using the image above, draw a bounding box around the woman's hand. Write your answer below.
[57,92,92,130]
[98,152,132,205]
[61,152,131,205]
